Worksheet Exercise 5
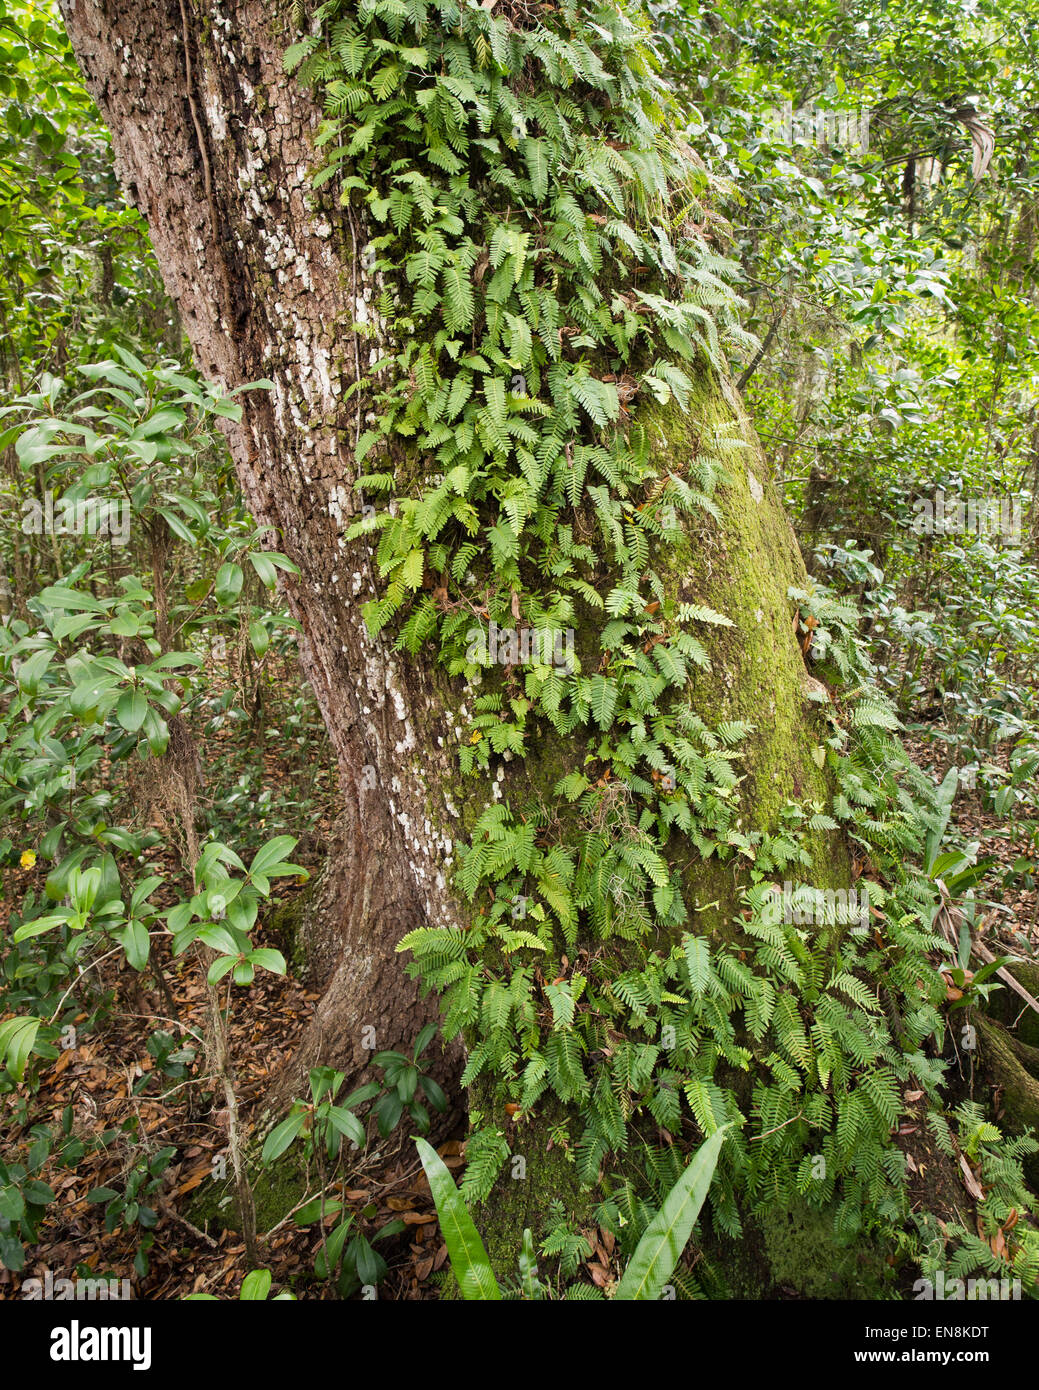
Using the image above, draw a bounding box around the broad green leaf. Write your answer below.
[261,1112,307,1164]
[249,835,302,881]
[0,1016,42,1081]
[249,948,286,976]
[38,585,106,613]
[415,1137,501,1300]
[239,1269,272,1300]
[614,1126,729,1301]
[214,562,244,606]
[248,620,270,657]
[294,1197,344,1226]
[116,689,148,733]
[12,913,70,943]
[116,919,150,972]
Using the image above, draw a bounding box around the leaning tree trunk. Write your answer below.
[59,0,472,1118]
[61,0,858,1286]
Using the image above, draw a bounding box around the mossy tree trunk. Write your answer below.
[63,0,868,1289]
[463,378,853,1280]
[977,963,1039,1189]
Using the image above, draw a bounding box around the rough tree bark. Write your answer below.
[60,0,472,1119]
[60,0,855,1286]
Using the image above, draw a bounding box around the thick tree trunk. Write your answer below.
[61,0,856,1288]
[59,0,468,1116]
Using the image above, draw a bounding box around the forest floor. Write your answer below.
[1,674,1037,1301]
[0,660,461,1301]
[0,920,462,1300]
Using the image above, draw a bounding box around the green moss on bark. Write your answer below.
[267,889,312,977]
[985,962,1039,1050]
[698,1199,897,1299]
[976,1012,1039,1187]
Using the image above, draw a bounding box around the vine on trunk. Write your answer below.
[289,0,973,1251]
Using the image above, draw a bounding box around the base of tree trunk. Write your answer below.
[696,1201,897,1298]
[261,811,464,1129]
[976,1012,1039,1190]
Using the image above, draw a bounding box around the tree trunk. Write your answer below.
[61,0,868,1290]
[59,0,469,1118]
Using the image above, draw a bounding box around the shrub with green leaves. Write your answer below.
[261,1061,446,1295]
[186,1268,296,1301]
[0,1125,57,1272]
[0,352,307,1083]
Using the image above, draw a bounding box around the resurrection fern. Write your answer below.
[915,1103,1039,1296]
[290,0,961,1246]
[541,1200,593,1281]
[294,0,747,660]
[459,1124,511,1204]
